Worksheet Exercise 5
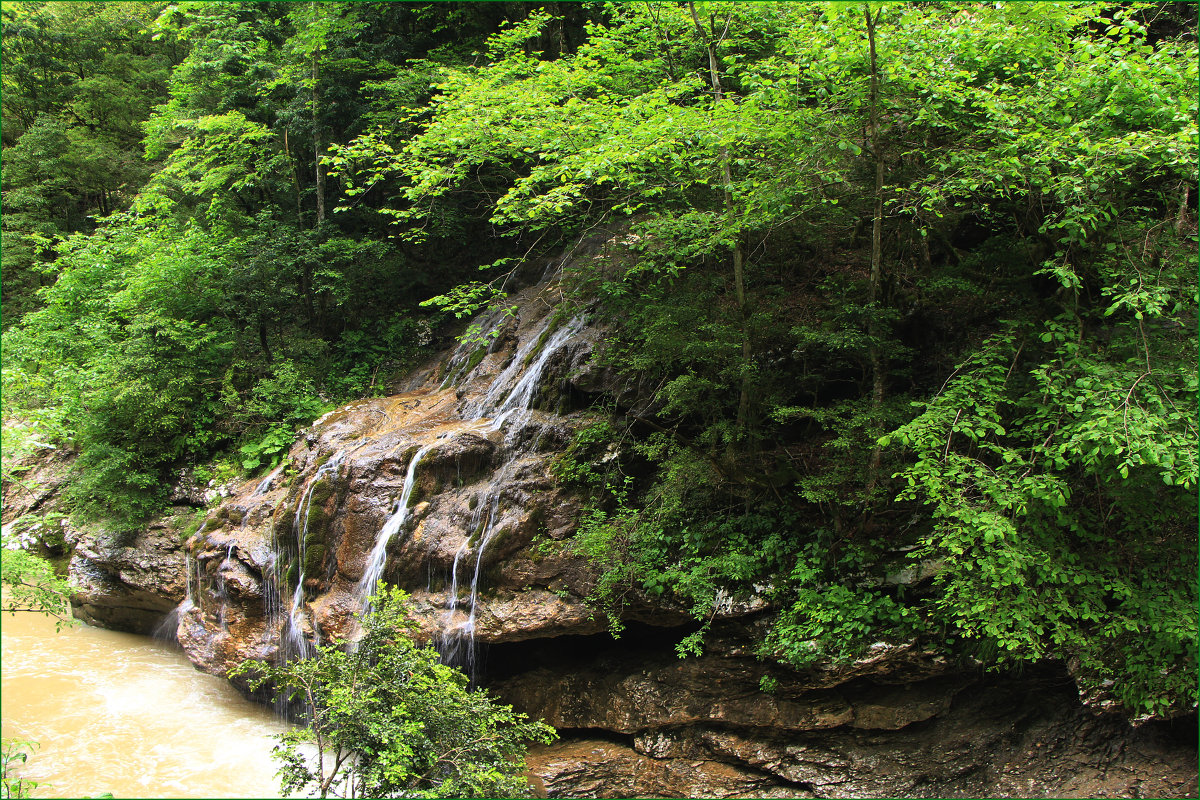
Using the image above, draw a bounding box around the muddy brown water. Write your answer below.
[2,609,289,798]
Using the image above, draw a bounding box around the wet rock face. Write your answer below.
[68,516,187,635]
[174,282,616,672]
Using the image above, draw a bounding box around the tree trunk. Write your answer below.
[689,2,751,442]
[285,128,304,226]
[259,320,273,362]
[312,3,326,227]
[864,3,886,499]
[313,56,325,226]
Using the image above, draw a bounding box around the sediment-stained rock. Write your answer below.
[68,516,187,636]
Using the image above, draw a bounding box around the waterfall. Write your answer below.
[215,544,235,631]
[153,605,181,643]
[245,304,586,683]
[460,314,582,425]
[184,553,201,614]
[252,463,285,496]
[460,493,504,680]
[258,548,298,717]
[436,480,507,683]
[355,442,436,614]
[487,316,584,429]
[283,452,344,659]
[425,312,584,678]
[437,538,471,667]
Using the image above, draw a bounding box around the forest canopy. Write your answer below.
[2,1,1196,720]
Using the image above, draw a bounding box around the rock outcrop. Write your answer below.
[170,281,621,680]
[523,668,1198,799]
[68,517,187,635]
[494,623,1198,798]
[1,444,192,636]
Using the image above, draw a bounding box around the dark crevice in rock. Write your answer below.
[733,762,819,794]
[552,727,637,748]
[1154,713,1200,748]
[482,618,701,682]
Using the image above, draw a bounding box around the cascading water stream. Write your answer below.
[424,313,586,677]
[155,553,198,645]
[437,538,472,667]
[355,442,437,615]
[439,304,512,389]
[460,314,583,427]
[185,552,201,614]
[486,316,585,431]
[460,493,504,680]
[214,543,237,631]
[434,466,513,683]
[253,463,286,496]
[283,452,344,659]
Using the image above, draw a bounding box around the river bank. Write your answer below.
[2,609,287,798]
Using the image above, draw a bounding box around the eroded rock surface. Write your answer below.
[514,646,1198,799]
[172,281,625,677]
[68,515,187,635]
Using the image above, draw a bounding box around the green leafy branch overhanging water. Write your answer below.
[230,587,555,799]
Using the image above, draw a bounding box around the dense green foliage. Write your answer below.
[333,1,1196,717]
[231,588,556,799]
[3,1,546,529]
[2,1,1195,720]
[1,2,177,323]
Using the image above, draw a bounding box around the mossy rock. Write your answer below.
[438,345,487,390]
[526,504,545,530]
[487,525,513,552]
[273,501,296,544]
[303,520,328,550]
[481,561,505,587]
[464,345,487,375]
[181,510,211,541]
[309,477,335,508]
[295,476,343,543]
[468,516,494,548]
[305,544,327,575]
[413,475,442,505]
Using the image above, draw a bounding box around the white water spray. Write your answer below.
[355,442,437,614]
[284,452,344,658]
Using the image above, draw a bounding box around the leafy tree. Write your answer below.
[1,1,175,325]
[0,0,1194,724]
[346,1,1197,718]
[231,587,555,799]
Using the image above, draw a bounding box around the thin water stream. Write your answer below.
[1,609,289,798]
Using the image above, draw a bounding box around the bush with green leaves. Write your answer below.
[231,587,556,799]
[1,538,72,629]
